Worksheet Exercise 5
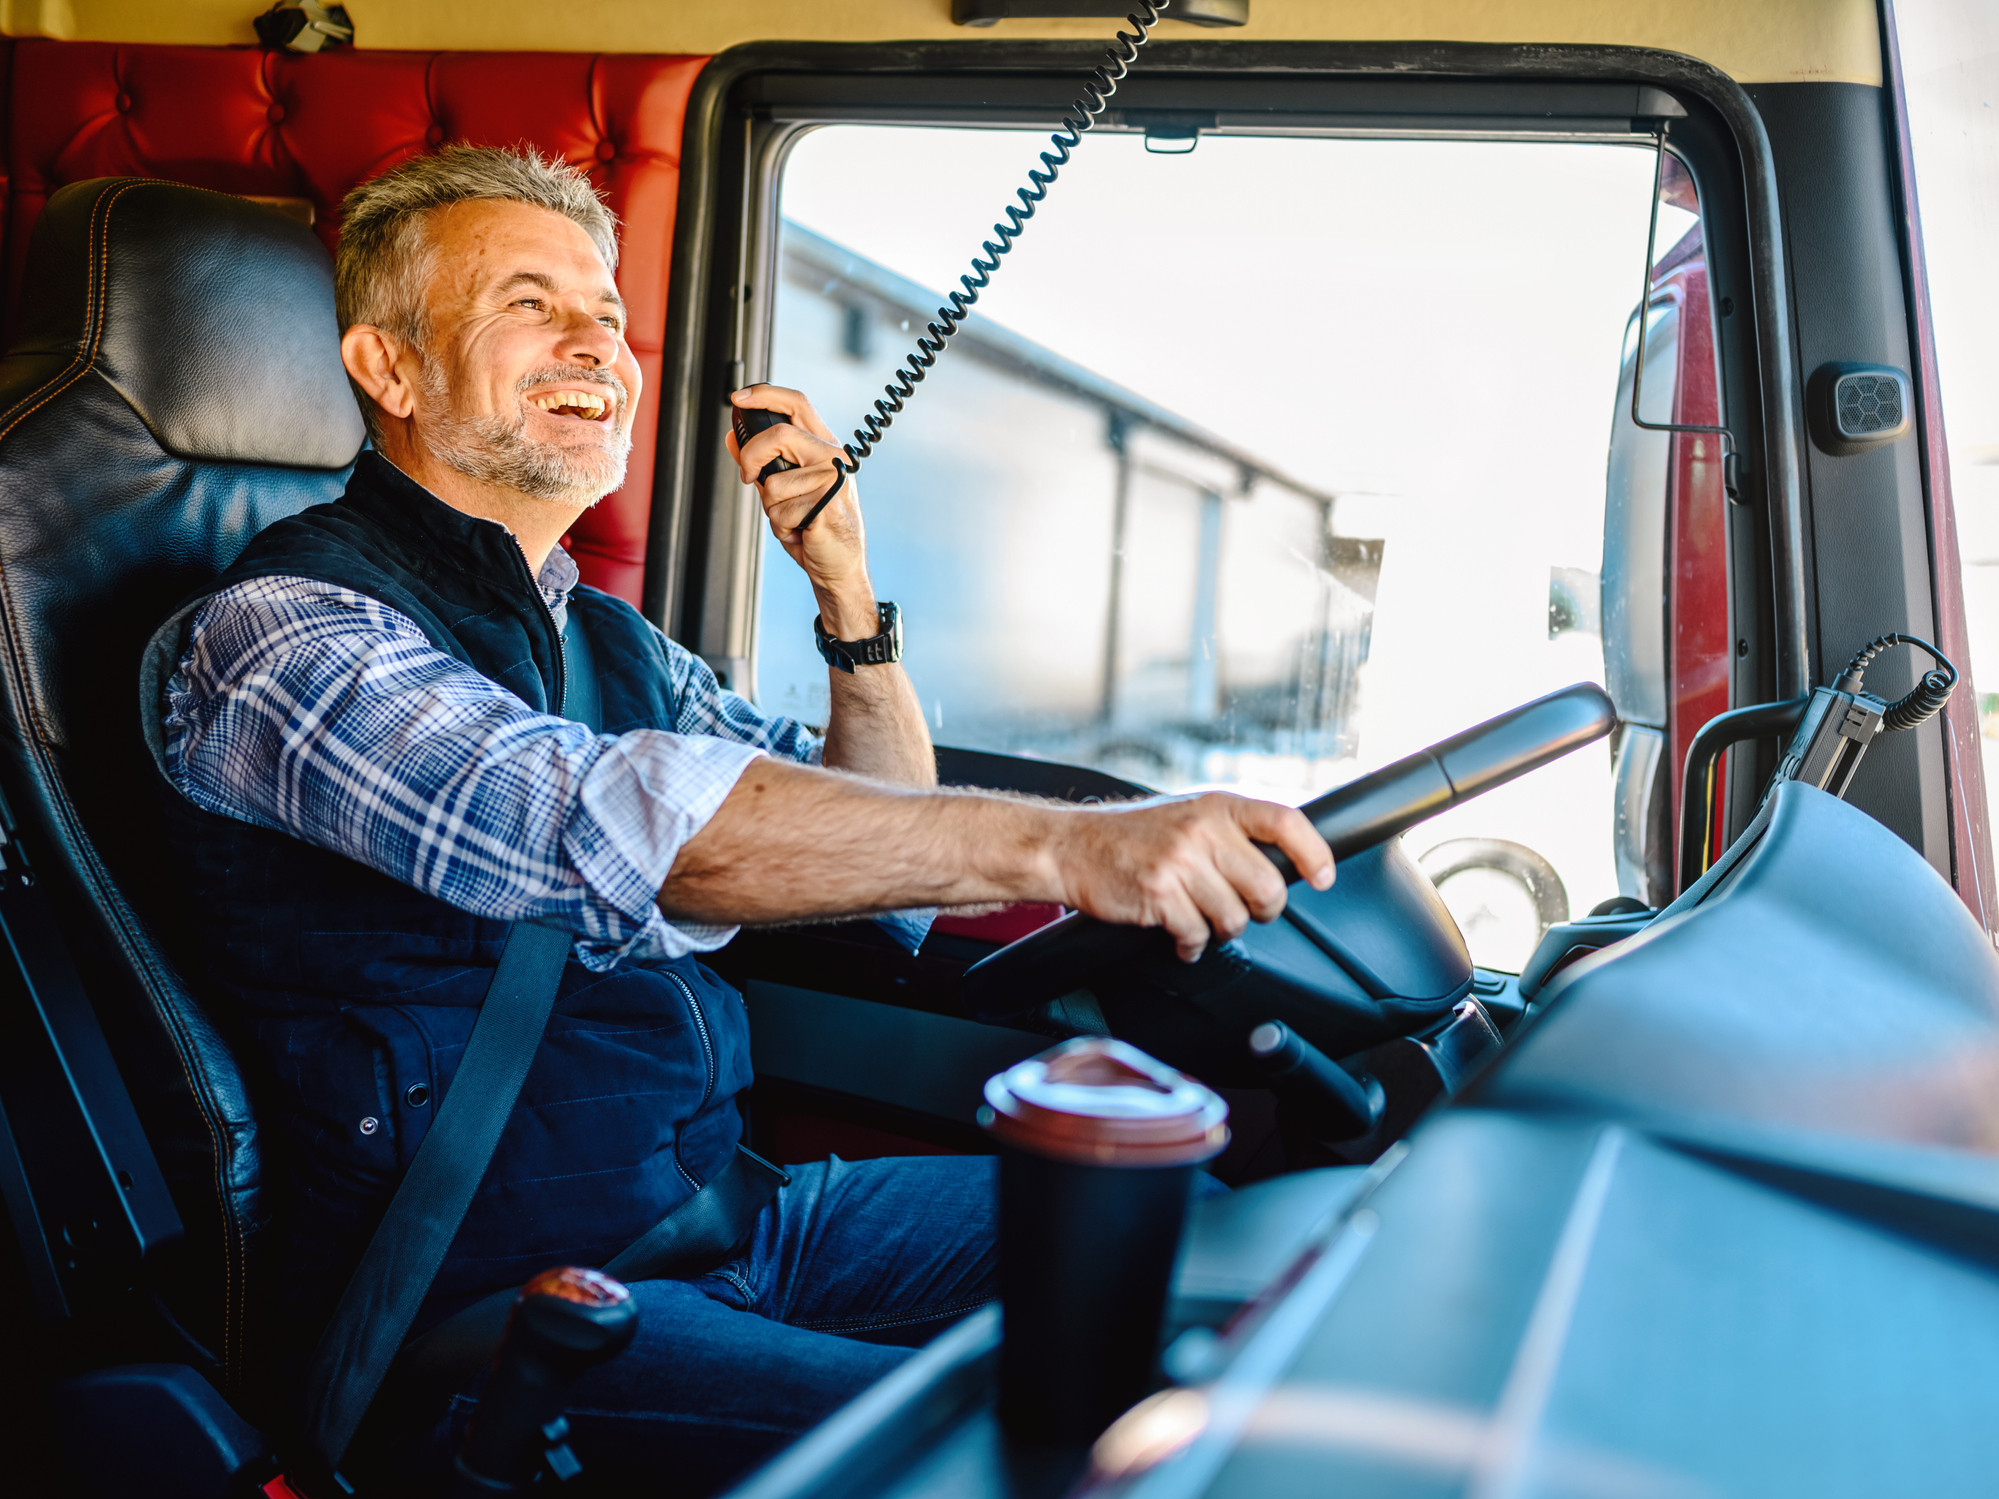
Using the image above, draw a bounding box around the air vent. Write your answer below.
[1808,362,1913,456]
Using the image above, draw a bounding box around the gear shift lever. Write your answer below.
[1246,1020,1384,1144]
[451,1266,638,1496]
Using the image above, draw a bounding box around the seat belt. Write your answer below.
[558,601,604,736]
[295,603,788,1487]
[299,607,607,1477]
[299,918,573,1480]
[386,1143,790,1422]
[603,1145,787,1281]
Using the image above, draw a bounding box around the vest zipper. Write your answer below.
[505,538,567,716]
[556,630,569,720]
[664,968,718,1191]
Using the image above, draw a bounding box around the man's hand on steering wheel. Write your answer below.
[1046,794,1335,962]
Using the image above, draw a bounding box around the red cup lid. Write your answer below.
[981,1038,1229,1167]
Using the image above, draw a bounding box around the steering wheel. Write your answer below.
[960,683,1617,1022]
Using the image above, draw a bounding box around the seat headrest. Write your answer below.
[9,177,365,470]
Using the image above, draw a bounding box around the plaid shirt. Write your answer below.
[161,545,924,968]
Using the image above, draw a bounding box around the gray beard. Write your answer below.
[417,361,633,505]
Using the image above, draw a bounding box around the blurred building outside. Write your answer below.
[757,220,1383,796]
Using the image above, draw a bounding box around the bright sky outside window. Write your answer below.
[763,126,1662,966]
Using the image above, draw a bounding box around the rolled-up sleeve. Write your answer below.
[645,617,934,953]
[651,617,823,764]
[162,577,763,968]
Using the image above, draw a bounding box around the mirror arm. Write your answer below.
[1629,126,1738,489]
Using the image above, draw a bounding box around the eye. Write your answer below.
[598,315,624,332]
[514,296,546,312]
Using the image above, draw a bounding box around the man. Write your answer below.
[149,146,1332,1492]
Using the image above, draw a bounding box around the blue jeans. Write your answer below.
[435,1153,999,1497]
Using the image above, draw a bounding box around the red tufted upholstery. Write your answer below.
[2,38,709,604]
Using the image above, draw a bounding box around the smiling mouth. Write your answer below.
[528,389,614,422]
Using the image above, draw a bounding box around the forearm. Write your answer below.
[814,588,935,788]
[659,758,1053,924]
[820,662,934,787]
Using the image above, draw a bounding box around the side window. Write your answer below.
[757,126,1668,969]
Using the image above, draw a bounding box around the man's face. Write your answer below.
[409,199,642,506]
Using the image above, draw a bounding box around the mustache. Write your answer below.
[517,365,629,411]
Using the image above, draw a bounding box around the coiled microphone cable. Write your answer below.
[1834,632,1960,732]
[792,0,1170,530]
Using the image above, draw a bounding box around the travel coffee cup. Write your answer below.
[981,1037,1229,1444]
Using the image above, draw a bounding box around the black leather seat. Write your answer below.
[0,177,363,1400]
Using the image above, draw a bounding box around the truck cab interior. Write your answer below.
[3,4,1998,1497]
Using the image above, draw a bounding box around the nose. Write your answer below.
[554,304,620,369]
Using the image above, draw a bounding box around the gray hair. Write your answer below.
[334,144,620,348]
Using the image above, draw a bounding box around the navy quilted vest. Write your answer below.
[146,454,752,1350]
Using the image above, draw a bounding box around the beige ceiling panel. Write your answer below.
[21,0,1882,86]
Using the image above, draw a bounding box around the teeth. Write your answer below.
[530,390,609,418]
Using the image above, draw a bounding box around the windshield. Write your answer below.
[759,126,1660,966]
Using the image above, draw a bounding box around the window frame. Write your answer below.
[655,40,1800,861]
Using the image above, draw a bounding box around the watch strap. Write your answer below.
[815,601,902,673]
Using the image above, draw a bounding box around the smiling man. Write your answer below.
[146,147,1331,1493]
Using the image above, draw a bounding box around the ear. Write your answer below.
[341,324,419,423]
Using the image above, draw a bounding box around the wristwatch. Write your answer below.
[814,601,903,673]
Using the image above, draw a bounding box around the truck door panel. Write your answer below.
[1748,79,1958,891]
